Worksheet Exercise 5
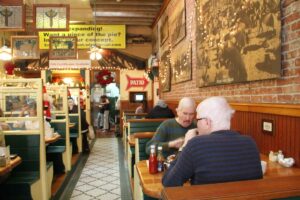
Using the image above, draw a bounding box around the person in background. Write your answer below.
[68,98,79,153]
[146,99,175,119]
[135,100,147,114]
[98,95,110,131]
[162,96,263,187]
[114,96,121,137]
[68,97,78,114]
[145,97,196,157]
[0,108,10,130]
[80,103,90,153]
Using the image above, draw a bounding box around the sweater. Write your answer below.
[145,118,196,157]
[162,130,263,187]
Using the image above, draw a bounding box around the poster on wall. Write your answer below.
[195,0,281,87]
[169,0,186,47]
[159,45,171,92]
[159,14,169,46]
[171,41,192,84]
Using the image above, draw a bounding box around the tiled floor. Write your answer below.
[70,138,122,200]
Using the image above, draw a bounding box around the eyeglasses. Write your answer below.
[196,117,207,121]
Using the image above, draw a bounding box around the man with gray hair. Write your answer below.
[146,97,196,157]
[163,96,262,186]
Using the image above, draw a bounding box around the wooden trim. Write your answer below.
[127,118,168,123]
[124,113,147,117]
[128,135,135,147]
[134,131,156,139]
[162,176,300,200]
[152,0,171,27]
[165,100,300,117]
[230,103,300,117]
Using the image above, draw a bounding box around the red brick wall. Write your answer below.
[161,0,300,104]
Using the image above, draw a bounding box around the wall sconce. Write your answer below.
[89,46,102,60]
[0,45,12,61]
[0,36,12,61]
[88,0,102,61]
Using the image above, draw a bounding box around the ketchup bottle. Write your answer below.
[149,145,158,174]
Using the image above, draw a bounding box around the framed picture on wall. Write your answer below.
[171,41,192,84]
[160,48,172,92]
[11,36,40,60]
[169,0,186,47]
[0,4,25,31]
[195,0,281,87]
[159,15,169,46]
[49,36,77,59]
[33,4,70,31]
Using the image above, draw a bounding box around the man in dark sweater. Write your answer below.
[146,97,197,157]
[162,96,263,186]
[146,99,175,119]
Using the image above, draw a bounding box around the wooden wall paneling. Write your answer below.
[165,100,300,166]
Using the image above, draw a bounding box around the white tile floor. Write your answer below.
[71,138,121,200]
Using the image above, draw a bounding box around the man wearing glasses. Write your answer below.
[163,96,262,186]
[146,97,197,157]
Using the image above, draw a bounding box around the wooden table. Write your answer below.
[135,160,164,199]
[161,176,300,200]
[0,156,22,176]
[135,154,300,199]
[45,134,61,144]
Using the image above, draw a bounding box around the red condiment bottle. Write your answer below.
[149,145,158,174]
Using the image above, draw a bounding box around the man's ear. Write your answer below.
[206,118,212,129]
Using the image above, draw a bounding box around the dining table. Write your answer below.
[135,154,300,200]
[45,133,61,144]
[0,156,22,177]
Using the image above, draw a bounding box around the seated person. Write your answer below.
[0,108,10,130]
[162,96,263,187]
[68,97,78,114]
[146,99,175,119]
[145,97,196,157]
[135,100,147,114]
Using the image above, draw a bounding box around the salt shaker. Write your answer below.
[269,151,277,162]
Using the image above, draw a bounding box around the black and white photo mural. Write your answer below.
[195,0,281,87]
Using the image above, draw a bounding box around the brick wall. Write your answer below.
[161,0,300,104]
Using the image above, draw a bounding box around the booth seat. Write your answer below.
[126,118,166,178]
[0,135,53,200]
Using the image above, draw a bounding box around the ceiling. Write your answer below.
[24,0,164,27]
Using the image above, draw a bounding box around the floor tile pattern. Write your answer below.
[71,138,121,200]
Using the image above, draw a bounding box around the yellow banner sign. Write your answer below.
[39,24,126,49]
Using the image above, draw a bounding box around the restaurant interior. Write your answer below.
[0,0,300,199]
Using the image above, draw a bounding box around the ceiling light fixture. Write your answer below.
[88,0,102,60]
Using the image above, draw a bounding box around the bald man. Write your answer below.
[146,97,197,157]
[163,96,262,187]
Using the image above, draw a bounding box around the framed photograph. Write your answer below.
[33,4,70,31]
[169,0,186,47]
[171,41,192,84]
[152,25,158,54]
[195,0,281,87]
[160,47,172,92]
[0,4,25,31]
[11,36,39,60]
[49,36,77,59]
[159,15,169,46]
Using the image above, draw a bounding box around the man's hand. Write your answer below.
[168,137,185,149]
[182,128,198,148]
